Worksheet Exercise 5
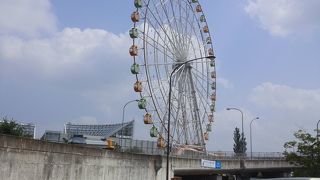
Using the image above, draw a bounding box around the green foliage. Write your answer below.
[0,117,30,137]
[233,127,247,155]
[283,130,320,177]
[233,127,241,153]
[241,132,247,153]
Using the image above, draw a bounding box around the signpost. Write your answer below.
[201,159,222,169]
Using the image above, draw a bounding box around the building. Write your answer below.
[64,120,134,139]
[20,123,36,138]
[41,120,134,144]
[40,131,68,143]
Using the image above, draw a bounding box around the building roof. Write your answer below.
[64,120,134,138]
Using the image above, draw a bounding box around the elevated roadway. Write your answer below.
[0,135,295,180]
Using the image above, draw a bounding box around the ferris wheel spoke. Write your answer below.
[171,65,187,90]
[191,76,211,112]
[192,65,210,81]
[144,19,178,58]
[142,33,176,60]
[151,45,171,112]
[178,0,196,52]
[171,88,184,144]
[188,69,206,145]
[190,75,212,125]
[169,0,186,53]
[160,0,192,59]
[139,28,177,61]
[191,71,210,96]
[145,2,181,56]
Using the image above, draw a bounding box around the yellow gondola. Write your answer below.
[129,45,138,56]
[211,71,216,78]
[211,93,216,101]
[143,113,152,124]
[157,136,166,148]
[196,5,202,12]
[204,132,209,141]
[208,48,214,56]
[208,114,214,123]
[131,11,140,22]
[203,26,209,33]
[134,81,142,92]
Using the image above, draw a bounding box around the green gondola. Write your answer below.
[200,15,206,22]
[129,28,138,39]
[130,63,140,74]
[134,0,142,8]
[138,98,147,109]
[150,126,158,137]
[207,124,212,132]
[211,82,216,90]
[210,60,215,67]
[210,104,215,112]
[206,37,212,44]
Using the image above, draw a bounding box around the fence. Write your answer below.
[115,138,285,160]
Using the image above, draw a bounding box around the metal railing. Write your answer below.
[115,138,285,160]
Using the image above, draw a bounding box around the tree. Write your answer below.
[240,132,247,154]
[233,127,247,155]
[0,117,29,137]
[233,127,242,154]
[283,129,320,177]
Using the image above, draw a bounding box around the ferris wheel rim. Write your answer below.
[130,0,216,149]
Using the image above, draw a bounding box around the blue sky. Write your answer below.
[0,0,320,152]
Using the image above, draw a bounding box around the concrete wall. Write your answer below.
[0,135,293,180]
[0,135,164,180]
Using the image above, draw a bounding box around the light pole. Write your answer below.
[226,107,244,154]
[166,55,214,180]
[121,99,138,149]
[250,117,259,159]
[317,120,320,143]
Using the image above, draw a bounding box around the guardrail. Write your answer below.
[116,138,285,160]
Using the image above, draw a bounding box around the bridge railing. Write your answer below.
[116,138,285,160]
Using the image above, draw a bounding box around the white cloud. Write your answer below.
[245,0,320,37]
[251,82,320,111]
[0,0,57,37]
[208,83,320,152]
[248,82,320,151]
[0,28,131,75]
[0,25,134,134]
[217,77,234,89]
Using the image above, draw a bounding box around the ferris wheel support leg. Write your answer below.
[187,68,206,150]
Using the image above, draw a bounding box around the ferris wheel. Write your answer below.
[129,0,216,151]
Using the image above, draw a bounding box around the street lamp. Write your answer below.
[250,117,259,159]
[166,55,214,180]
[120,99,139,149]
[226,107,244,154]
[317,120,320,143]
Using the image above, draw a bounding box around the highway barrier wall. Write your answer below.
[0,135,165,180]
